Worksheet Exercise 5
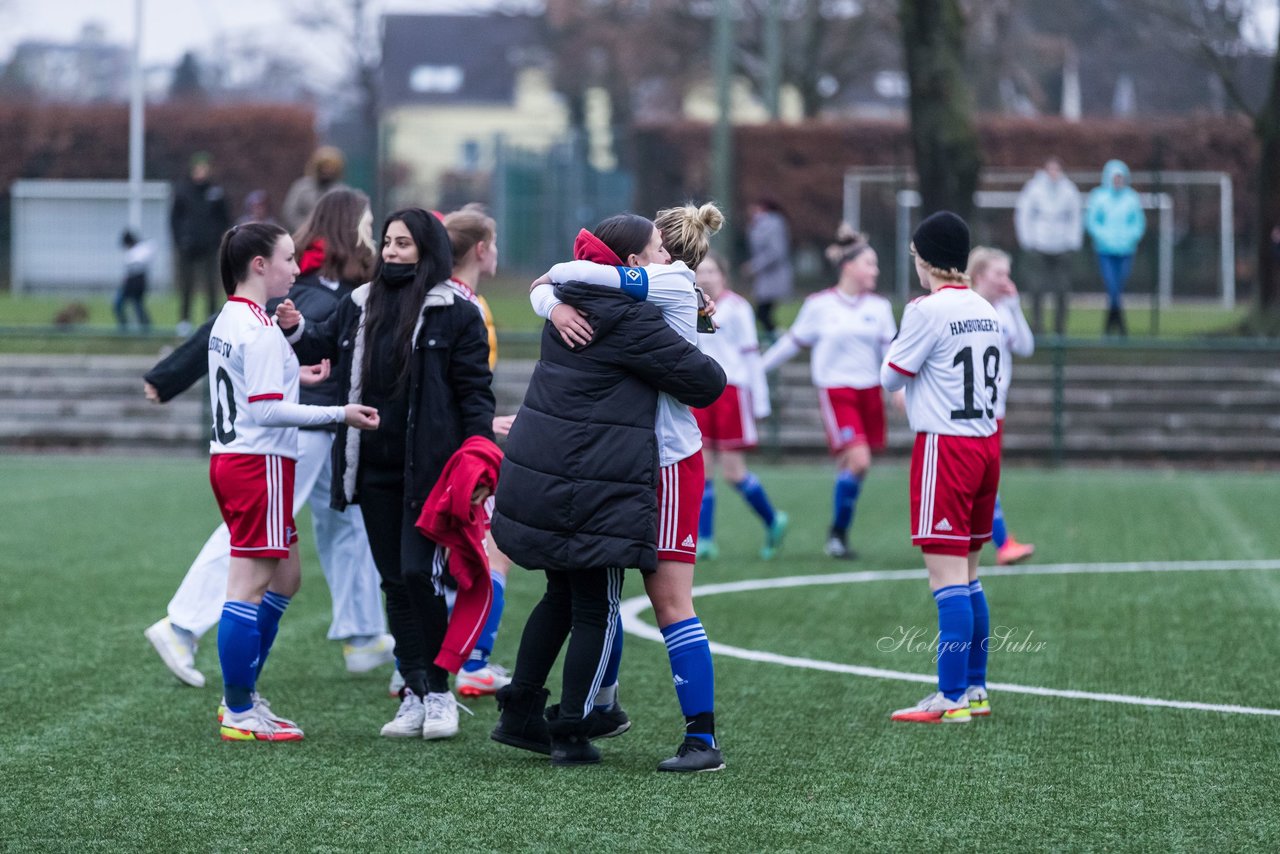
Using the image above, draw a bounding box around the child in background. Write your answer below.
[115,230,154,332]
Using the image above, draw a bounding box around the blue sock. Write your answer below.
[933,585,973,702]
[734,472,776,527]
[968,580,989,688]
[832,471,861,534]
[595,612,624,711]
[463,571,506,672]
[661,617,716,747]
[255,591,290,680]
[218,601,261,712]
[992,496,1008,548]
[698,481,715,540]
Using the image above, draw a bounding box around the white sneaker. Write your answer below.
[965,685,991,717]
[388,669,405,698]
[890,691,971,724]
[218,693,299,729]
[380,689,426,738]
[343,633,396,673]
[421,691,460,739]
[456,662,512,697]
[144,617,205,687]
[220,704,304,742]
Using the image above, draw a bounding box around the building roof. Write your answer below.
[380,14,545,109]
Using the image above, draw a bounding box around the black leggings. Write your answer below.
[358,468,450,696]
[512,568,623,722]
[755,300,778,335]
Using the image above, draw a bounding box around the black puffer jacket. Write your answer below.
[492,283,726,574]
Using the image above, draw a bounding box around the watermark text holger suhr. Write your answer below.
[877,626,1047,661]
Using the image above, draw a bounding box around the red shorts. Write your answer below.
[209,453,298,560]
[818,386,886,453]
[656,453,705,565]
[909,433,1001,556]
[693,385,758,451]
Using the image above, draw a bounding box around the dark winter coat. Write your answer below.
[169,178,231,255]
[491,283,726,574]
[143,273,352,419]
[286,280,495,513]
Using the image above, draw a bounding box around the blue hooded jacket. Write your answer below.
[1085,160,1146,256]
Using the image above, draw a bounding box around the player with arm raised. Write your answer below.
[880,212,1001,725]
[208,222,378,742]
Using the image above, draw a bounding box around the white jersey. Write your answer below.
[991,296,1034,420]
[697,290,770,418]
[208,296,344,458]
[534,259,702,467]
[880,285,1002,437]
[762,289,896,389]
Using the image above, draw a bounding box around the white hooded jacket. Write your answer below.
[1014,170,1084,254]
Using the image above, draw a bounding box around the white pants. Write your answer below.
[168,429,387,641]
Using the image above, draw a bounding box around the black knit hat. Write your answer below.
[911,211,970,275]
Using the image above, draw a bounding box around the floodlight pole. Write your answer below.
[764,0,781,120]
[128,0,145,232]
[711,0,734,251]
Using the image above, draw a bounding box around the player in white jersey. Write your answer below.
[880,212,1001,725]
[688,251,787,560]
[529,204,728,772]
[207,222,379,742]
[761,229,897,559]
[969,247,1037,567]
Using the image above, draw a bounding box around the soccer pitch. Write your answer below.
[2,456,1278,851]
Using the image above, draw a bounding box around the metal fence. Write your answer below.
[492,135,633,274]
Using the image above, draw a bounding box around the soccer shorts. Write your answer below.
[656,452,705,565]
[693,385,758,451]
[908,432,1001,556]
[818,386,886,453]
[209,453,298,560]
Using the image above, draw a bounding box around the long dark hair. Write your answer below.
[218,222,288,296]
[292,187,374,285]
[593,213,655,264]
[361,208,454,393]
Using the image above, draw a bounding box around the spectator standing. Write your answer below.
[742,198,794,340]
[1013,157,1082,335]
[283,146,348,231]
[1085,159,1146,337]
[170,152,231,335]
[237,189,277,226]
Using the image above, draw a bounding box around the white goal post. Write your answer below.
[842,168,1235,309]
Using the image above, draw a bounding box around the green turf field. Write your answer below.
[2,457,1278,851]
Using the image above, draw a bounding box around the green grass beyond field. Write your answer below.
[2,457,1278,851]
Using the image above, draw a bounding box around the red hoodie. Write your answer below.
[572,229,624,265]
[298,238,326,277]
[415,435,504,672]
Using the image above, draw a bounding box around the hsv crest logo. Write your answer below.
[626,269,642,281]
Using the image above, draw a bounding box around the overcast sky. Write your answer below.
[0,0,536,67]
[4,0,1278,70]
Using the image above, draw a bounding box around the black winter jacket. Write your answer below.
[491,283,726,574]
[287,281,495,512]
[143,274,353,421]
[169,179,231,255]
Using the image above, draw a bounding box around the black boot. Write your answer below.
[491,685,551,755]
[545,705,601,766]
[1115,307,1128,337]
[1104,306,1119,337]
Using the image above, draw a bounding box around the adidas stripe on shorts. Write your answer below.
[908,433,1000,557]
[209,452,298,560]
[656,452,705,565]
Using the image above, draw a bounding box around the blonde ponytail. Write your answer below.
[654,201,724,268]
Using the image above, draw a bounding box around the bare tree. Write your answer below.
[1126,0,1280,327]
[899,0,982,219]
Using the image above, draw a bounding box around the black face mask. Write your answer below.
[381,262,417,288]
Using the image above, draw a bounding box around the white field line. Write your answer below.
[618,559,1280,717]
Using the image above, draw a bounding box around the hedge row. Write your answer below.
[0,102,317,218]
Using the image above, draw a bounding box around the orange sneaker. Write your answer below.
[996,538,1036,565]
